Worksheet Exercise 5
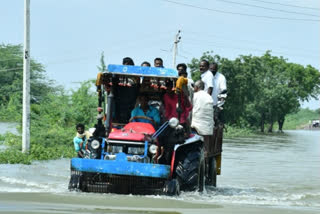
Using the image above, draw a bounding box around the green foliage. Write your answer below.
[188,51,320,132]
[1,132,21,148]
[279,108,320,130]
[0,150,31,164]
[188,51,220,81]
[224,125,256,138]
[0,144,75,164]
[0,44,98,164]
[0,44,57,121]
[0,81,97,164]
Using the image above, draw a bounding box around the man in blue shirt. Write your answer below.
[130,95,160,127]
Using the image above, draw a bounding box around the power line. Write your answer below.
[215,0,319,17]
[181,38,320,59]
[184,30,320,54]
[0,30,175,64]
[249,0,320,11]
[161,0,320,22]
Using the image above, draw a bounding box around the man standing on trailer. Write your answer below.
[191,80,214,147]
[199,60,214,96]
[177,63,194,104]
[207,62,227,186]
[154,58,164,68]
[209,62,227,108]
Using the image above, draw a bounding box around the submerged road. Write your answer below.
[0,122,319,213]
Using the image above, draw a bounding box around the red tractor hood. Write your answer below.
[108,122,156,141]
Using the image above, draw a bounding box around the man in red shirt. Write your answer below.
[163,80,192,136]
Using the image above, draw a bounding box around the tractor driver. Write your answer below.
[130,95,160,127]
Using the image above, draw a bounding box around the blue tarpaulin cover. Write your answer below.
[106,64,178,78]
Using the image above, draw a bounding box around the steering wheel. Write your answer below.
[129,116,156,126]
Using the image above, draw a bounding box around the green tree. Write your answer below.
[0,44,56,121]
[188,51,320,132]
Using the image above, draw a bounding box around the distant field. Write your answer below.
[282,108,320,130]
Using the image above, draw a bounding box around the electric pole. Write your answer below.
[172,30,181,68]
[22,0,30,153]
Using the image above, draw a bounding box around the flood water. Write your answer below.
[0,125,319,213]
[0,122,18,135]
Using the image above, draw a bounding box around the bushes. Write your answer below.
[0,81,97,164]
[224,125,256,138]
[280,108,320,130]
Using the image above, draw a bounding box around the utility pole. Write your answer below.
[22,0,30,153]
[172,30,181,68]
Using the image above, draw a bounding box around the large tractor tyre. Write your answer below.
[206,157,217,187]
[68,173,87,192]
[175,148,205,192]
[68,174,81,191]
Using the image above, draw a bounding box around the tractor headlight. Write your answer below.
[91,140,100,149]
[149,144,158,154]
[169,117,179,128]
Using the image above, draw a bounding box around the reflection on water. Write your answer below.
[0,130,319,213]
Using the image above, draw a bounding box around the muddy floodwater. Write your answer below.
[0,123,319,213]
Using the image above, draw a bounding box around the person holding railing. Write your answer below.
[130,94,160,127]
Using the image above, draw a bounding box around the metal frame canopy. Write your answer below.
[104,64,178,78]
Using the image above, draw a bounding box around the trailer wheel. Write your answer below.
[199,159,205,192]
[175,148,204,191]
[164,179,180,196]
[206,157,217,187]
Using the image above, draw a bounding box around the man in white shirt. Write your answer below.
[207,63,227,186]
[209,63,227,106]
[191,80,214,136]
[191,80,214,157]
[200,60,214,95]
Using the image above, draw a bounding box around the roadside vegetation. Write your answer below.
[0,44,97,164]
[0,81,97,164]
[0,44,319,163]
[189,51,320,133]
[280,108,320,130]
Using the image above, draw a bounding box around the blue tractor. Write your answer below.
[68,65,207,195]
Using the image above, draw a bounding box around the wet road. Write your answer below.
[0,122,319,213]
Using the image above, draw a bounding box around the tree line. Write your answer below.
[188,51,320,132]
[0,44,97,163]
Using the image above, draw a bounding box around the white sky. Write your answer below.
[1,0,319,109]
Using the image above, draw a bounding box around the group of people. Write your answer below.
[122,57,164,68]
[73,58,227,159]
[128,58,227,148]
[130,62,193,134]
[195,60,227,158]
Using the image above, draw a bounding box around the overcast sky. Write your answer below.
[1,0,319,109]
